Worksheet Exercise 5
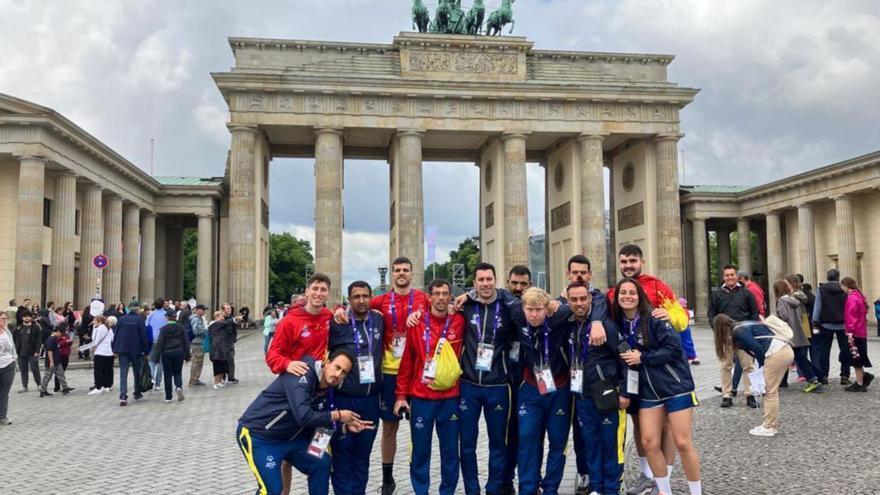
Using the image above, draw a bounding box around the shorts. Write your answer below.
[852,337,873,368]
[640,392,699,414]
[379,373,401,422]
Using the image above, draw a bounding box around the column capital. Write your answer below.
[576,133,608,143]
[396,128,425,138]
[655,133,684,143]
[196,213,215,219]
[55,170,78,178]
[501,132,530,141]
[17,155,48,164]
[228,124,259,135]
[796,202,813,211]
[315,127,344,137]
[831,194,851,202]
[142,210,157,219]
[764,210,782,218]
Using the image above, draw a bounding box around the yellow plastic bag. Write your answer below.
[428,338,462,391]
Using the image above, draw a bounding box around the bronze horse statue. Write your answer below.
[486,0,515,35]
[435,0,451,33]
[412,0,429,33]
[465,0,485,35]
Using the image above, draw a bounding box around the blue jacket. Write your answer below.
[460,289,518,386]
[112,312,149,355]
[238,357,335,441]
[329,310,385,397]
[732,321,775,367]
[617,314,694,401]
[510,301,573,382]
[569,314,627,399]
[146,310,167,352]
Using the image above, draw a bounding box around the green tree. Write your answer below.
[425,236,480,288]
[269,232,314,304]
[183,229,197,299]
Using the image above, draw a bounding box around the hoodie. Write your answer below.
[775,295,809,347]
[844,290,868,338]
[265,306,332,375]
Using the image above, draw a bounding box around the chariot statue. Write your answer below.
[411,0,514,36]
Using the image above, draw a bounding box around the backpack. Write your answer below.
[761,314,793,340]
[427,338,462,392]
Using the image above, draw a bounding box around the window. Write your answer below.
[43,198,51,227]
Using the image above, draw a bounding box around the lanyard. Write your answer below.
[349,311,374,356]
[475,301,500,343]
[538,321,550,367]
[623,316,639,348]
[570,320,590,366]
[424,312,452,357]
[390,291,415,335]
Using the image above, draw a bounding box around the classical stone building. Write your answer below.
[4,32,876,318]
[0,94,222,310]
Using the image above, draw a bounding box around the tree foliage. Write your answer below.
[183,229,197,299]
[269,232,314,304]
[424,236,480,289]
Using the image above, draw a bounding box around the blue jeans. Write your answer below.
[409,397,460,495]
[331,395,381,495]
[237,424,330,495]
[793,346,818,382]
[517,383,571,495]
[459,382,510,495]
[161,350,184,400]
[149,357,163,387]
[263,332,275,354]
[575,398,625,495]
[118,353,143,400]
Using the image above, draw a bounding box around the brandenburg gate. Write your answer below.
[213,32,698,308]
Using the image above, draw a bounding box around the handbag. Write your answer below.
[203,331,212,354]
[428,338,462,392]
[588,364,620,412]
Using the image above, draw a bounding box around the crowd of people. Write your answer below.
[237,244,705,495]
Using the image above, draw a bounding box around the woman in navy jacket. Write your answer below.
[612,278,701,495]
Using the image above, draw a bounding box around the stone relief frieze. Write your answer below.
[242,92,679,123]
[409,51,518,75]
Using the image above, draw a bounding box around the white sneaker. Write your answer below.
[176,387,185,402]
[87,388,103,396]
[749,425,777,437]
[213,383,223,390]
[101,387,111,393]
[153,386,162,392]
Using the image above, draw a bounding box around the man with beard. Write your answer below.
[607,244,689,495]
[334,256,428,495]
[507,265,532,299]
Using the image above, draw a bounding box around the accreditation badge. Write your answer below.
[307,427,335,458]
[627,369,639,394]
[392,335,406,358]
[509,341,520,363]
[570,366,583,394]
[358,355,375,384]
[536,366,556,395]
[422,359,437,384]
[475,343,494,371]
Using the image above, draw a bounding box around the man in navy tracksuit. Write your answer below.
[459,263,518,495]
[511,287,573,495]
[567,281,629,495]
[329,281,385,495]
[236,352,373,495]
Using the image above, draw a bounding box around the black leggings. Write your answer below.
[94,355,115,389]
[212,359,228,377]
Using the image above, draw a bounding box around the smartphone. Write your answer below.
[617,341,632,354]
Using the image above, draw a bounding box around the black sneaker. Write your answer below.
[39,390,53,398]
[134,392,143,401]
[119,399,128,406]
[841,377,852,386]
[746,396,759,408]
[820,378,829,385]
[720,397,733,408]
[61,387,75,395]
[227,378,240,385]
[844,382,863,392]
[863,373,874,389]
[381,479,396,495]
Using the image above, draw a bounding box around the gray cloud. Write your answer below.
[2,0,878,275]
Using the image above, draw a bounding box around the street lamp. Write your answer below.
[378,266,388,294]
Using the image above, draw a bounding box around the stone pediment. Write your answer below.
[0,92,52,116]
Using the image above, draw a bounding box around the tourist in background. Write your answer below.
[146,298,167,390]
[55,319,73,392]
[4,300,17,332]
[209,310,233,389]
[773,279,821,392]
[874,298,880,338]
[222,303,240,384]
[62,302,76,329]
[39,324,75,397]
[78,303,93,360]
[149,309,191,403]
[713,314,793,438]
[13,310,42,392]
[79,315,115,395]
[0,313,17,425]
[263,308,279,354]
[188,304,208,387]
[114,302,149,406]
[812,269,851,385]
[841,277,873,391]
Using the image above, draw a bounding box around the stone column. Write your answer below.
[139,212,156,304]
[47,173,77,304]
[154,219,167,299]
[835,195,858,279]
[197,214,214,310]
[103,195,123,305]
[797,204,817,287]
[165,226,183,300]
[692,218,709,321]
[654,134,685,295]
[765,212,784,310]
[502,133,530,275]
[736,218,751,274]
[227,125,259,310]
[314,128,345,305]
[77,184,103,307]
[14,156,47,302]
[121,203,140,303]
[396,130,426,290]
[578,134,607,286]
[716,226,731,267]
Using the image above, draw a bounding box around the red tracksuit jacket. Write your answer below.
[371,289,429,375]
[265,306,332,374]
[395,311,465,401]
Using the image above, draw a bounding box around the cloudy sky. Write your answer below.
[3,0,878,287]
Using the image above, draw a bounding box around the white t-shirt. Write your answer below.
[0,330,16,368]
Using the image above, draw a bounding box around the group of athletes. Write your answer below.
[235,244,702,495]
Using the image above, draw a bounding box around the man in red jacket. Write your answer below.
[334,256,429,495]
[266,273,333,376]
[394,279,464,495]
[738,270,766,318]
